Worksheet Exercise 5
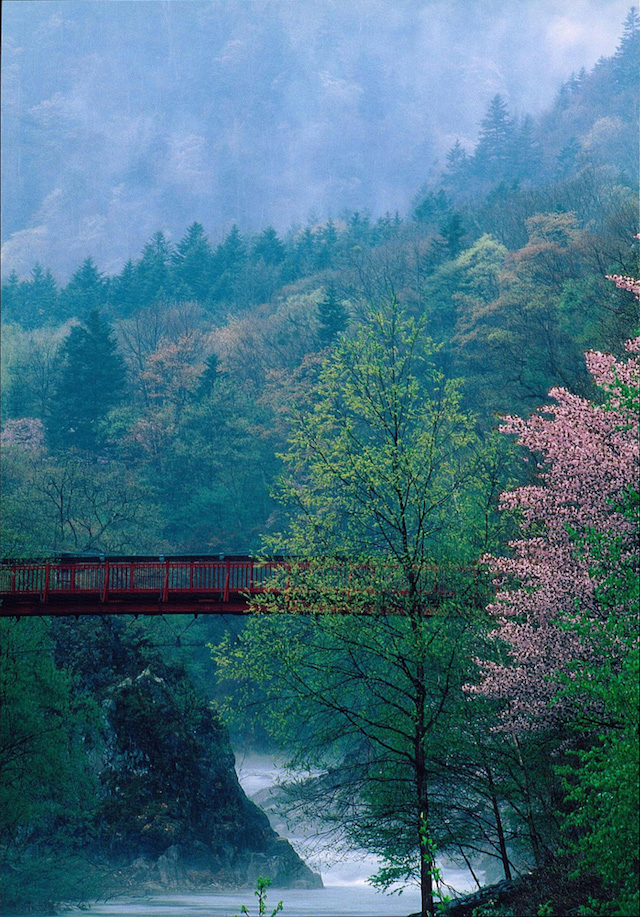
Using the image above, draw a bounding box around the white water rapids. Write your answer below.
[66,755,483,917]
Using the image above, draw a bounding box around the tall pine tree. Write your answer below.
[473,94,515,182]
[49,310,126,452]
[171,222,214,302]
[60,258,107,320]
[317,283,348,347]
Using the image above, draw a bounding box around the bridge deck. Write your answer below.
[0,558,277,615]
[0,557,462,616]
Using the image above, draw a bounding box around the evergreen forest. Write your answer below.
[0,10,638,917]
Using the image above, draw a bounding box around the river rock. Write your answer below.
[48,620,324,894]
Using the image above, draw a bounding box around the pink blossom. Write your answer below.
[476,345,639,730]
[605,274,640,297]
[0,418,46,451]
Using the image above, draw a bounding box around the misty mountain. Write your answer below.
[1,0,631,279]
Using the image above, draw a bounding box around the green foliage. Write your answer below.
[0,618,103,911]
[1,22,638,913]
[272,297,476,562]
[172,221,215,302]
[234,876,284,917]
[60,256,107,320]
[471,903,516,917]
[317,282,349,347]
[49,309,127,452]
[134,231,174,308]
[215,298,511,916]
[1,442,158,554]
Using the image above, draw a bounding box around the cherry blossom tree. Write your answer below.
[476,336,639,728]
[473,308,639,909]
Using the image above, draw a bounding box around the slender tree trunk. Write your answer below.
[415,652,435,917]
[484,762,512,879]
[512,734,542,867]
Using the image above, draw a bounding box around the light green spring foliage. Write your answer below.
[216,597,475,886]
[269,297,477,568]
[215,299,494,898]
[233,876,283,917]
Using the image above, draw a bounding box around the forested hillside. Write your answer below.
[2,0,629,279]
[2,11,638,556]
[1,11,638,917]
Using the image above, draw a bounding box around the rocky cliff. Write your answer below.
[50,617,322,892]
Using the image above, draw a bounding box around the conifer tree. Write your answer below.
[211,225,247,303]
[441,139,471,192]
[60,257,107,320]
[613,6,640,87]
[21,264,60,327]
[252,226,286,266]
[474,94,515,181]
[110,259,140,317]
[135,232,174,307]
[317,283,348,347]
[171,222,214,302]
[49,310,126,452]
[1,270,22,323]
[315,219,339,269]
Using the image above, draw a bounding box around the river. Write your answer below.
[67,755,482,917]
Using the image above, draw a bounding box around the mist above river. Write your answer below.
[71,887,423,917]
[234,753,483,897]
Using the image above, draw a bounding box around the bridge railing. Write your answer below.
[0,558,286,603]
[0,557,485,613]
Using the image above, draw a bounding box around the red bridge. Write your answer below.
[0,556,285,616]
[0,556,467,617]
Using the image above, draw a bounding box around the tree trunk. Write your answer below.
[415,640,435,917]
[484,762,512,880]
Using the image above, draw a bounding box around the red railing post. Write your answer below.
[70,565,76,592]
[102,560,110,603]
[42,563,50,603]
[189,561,194,591]
[162,559,169,603]
[11,567,17,594]
[223,560,230,603]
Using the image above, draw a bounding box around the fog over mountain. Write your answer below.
[1,0,631,279]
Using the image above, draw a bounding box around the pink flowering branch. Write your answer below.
[474,339,639,730]
[605,274,640,297]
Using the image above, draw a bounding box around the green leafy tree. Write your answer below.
[234,876,283,917]
[216,299,486,917]
[1,437,157,555]
[2,324,64,423]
